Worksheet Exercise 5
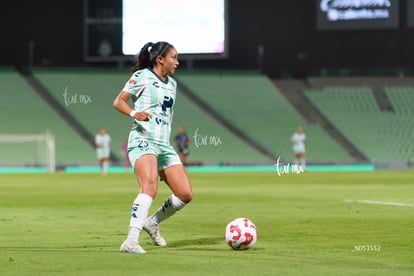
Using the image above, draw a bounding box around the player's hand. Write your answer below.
[134,111,153,121]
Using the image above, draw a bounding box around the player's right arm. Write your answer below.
[113,91,152,121]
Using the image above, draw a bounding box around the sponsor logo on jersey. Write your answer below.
[155,117,170,126]
[152,81,160,88]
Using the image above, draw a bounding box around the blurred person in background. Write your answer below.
[95,127,111,175]
[120,139,129,171]
[291,127,306,170]
[174,126,190,166]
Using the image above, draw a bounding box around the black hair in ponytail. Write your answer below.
[130,41,174,75]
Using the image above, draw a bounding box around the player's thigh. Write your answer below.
[132,154,159,197]
[96,148,104,159]
[161,164,192,203]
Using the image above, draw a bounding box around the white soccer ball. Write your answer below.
[225,217,257,250]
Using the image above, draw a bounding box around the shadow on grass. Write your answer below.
[159,237,263,253]
[164,236,223,248]
[0,245,115,252]
[0,237,223,252]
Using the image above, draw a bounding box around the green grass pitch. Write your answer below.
[1,171,413,275]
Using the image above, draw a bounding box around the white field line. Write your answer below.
[344,199,414,208]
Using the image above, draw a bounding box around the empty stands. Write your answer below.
[2,67,412,167]
[305,84,414,162]
[31,68,272,165]
[0,67,96,165]
[31,67,132,162]
[175,70,353,163]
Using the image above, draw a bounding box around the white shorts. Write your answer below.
[128,133,181,171]
[97,147,110,159]
[293,144,305,154]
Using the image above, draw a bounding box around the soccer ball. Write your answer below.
[225,218,257,250]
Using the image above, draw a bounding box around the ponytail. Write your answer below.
[130,41,174,76]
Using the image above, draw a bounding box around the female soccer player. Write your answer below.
[113,41,193,254]
[95,127,111,175]
[291,127,306,170]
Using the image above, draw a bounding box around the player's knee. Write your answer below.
[179,190,193,204]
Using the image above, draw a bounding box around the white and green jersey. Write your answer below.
[123,68,177,145]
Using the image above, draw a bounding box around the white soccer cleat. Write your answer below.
[120,240,147,254]
[143,218,167,246]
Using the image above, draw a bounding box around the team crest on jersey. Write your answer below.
[161,96,174,111]
[129,79,136,85]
